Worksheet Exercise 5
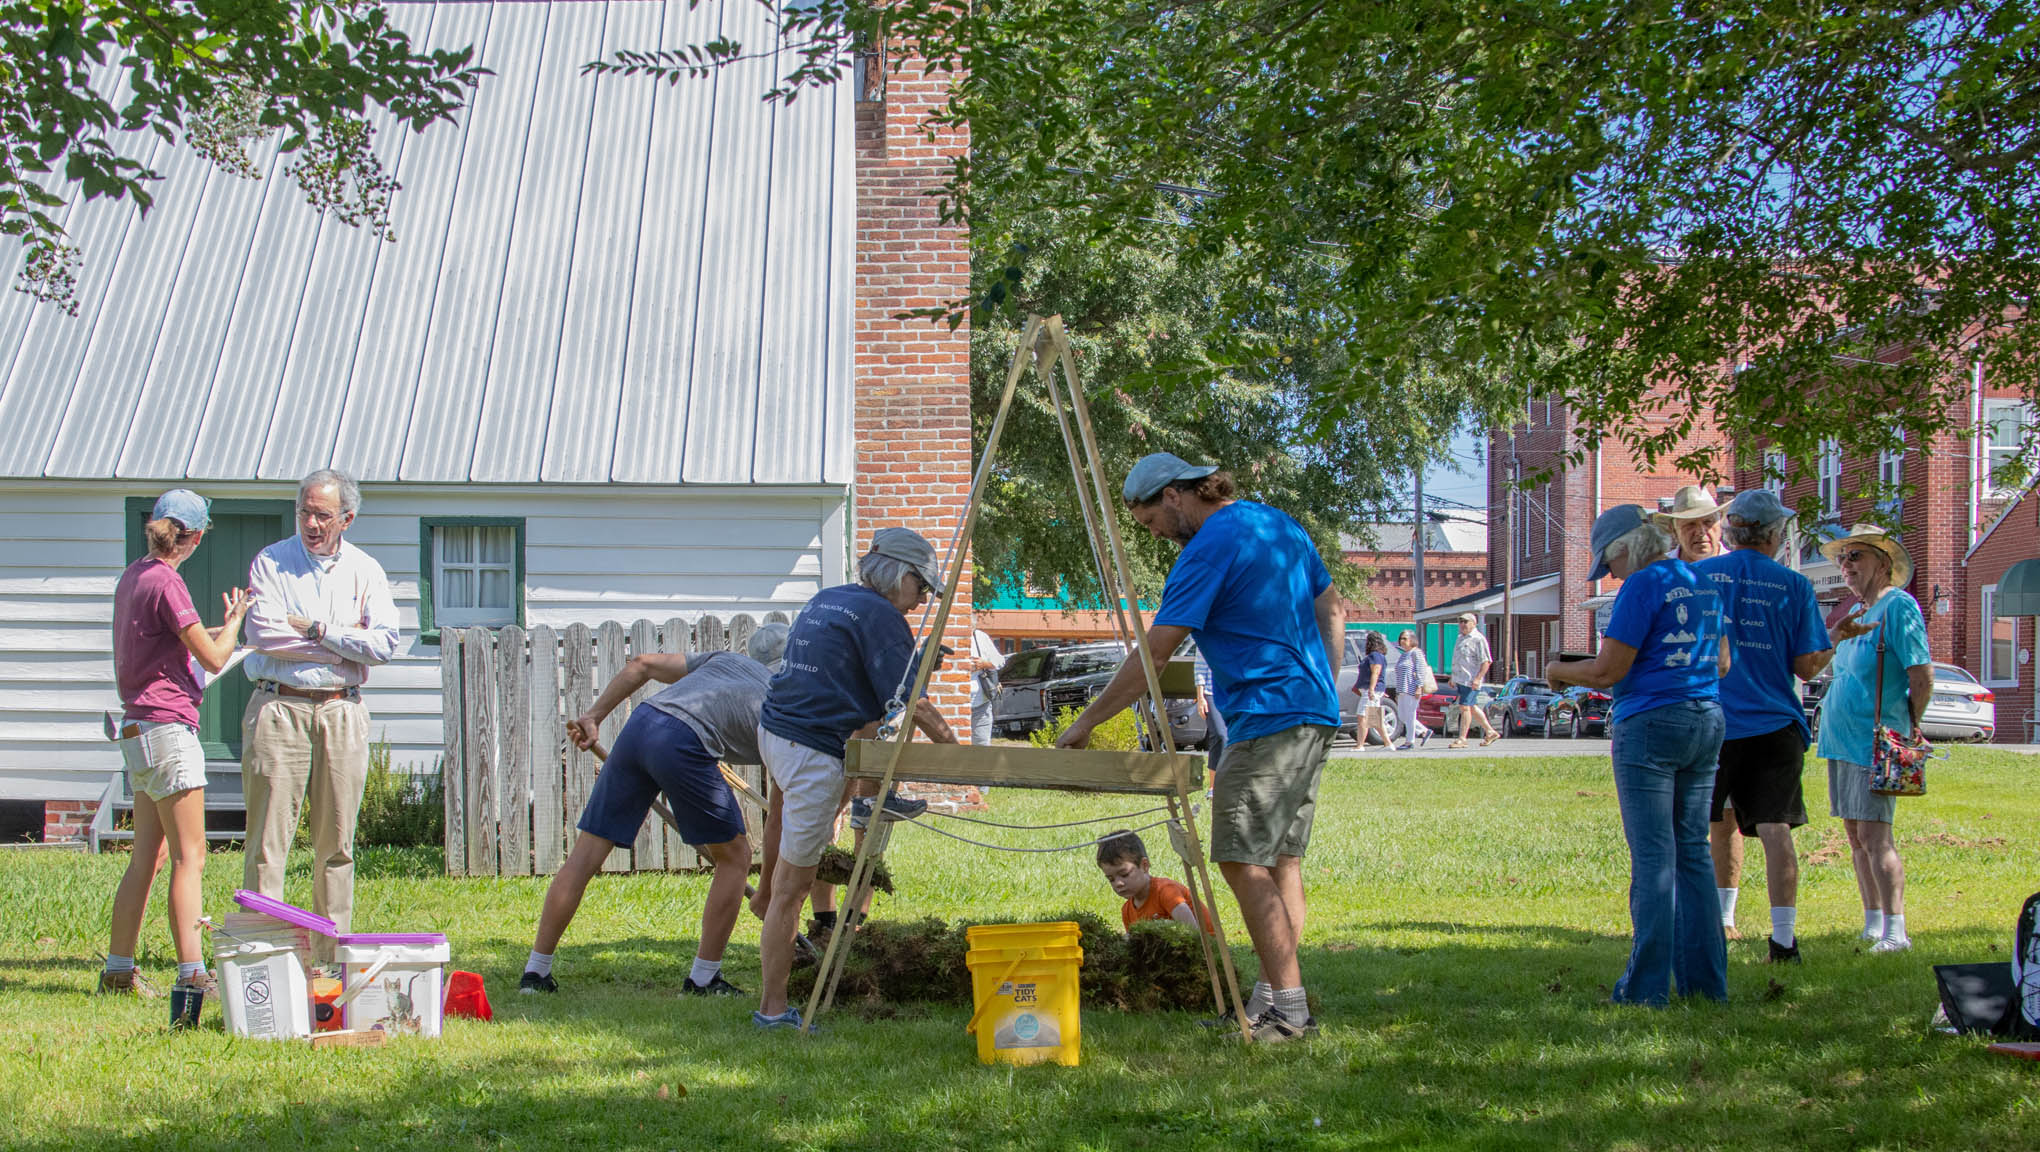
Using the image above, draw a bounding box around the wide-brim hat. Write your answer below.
[1651,484,1720,527]
[1819,524,1913,589]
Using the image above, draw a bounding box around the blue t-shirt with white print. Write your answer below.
[1602,557,1722,724]
[760,583,913,760]
[1696,548,1830,744]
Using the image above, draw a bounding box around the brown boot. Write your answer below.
[97,968,164,998]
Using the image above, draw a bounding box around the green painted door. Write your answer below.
[125,498,293,758]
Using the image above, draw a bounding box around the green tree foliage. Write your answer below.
[971,198,1461,601]
[3,0,482,310]
[619,0,2039,490]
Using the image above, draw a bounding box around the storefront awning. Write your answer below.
[1997,558,2040,617]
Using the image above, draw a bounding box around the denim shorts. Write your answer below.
[577,709,747,848]
[120,721,206,800]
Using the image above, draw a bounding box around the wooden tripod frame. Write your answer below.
[802,315,1253,1040]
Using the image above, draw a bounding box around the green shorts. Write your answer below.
[1209,724,1335,867]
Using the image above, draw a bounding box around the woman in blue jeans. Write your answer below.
[1548,504,1728,1005]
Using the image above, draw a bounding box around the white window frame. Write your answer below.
[426,520,523,632]
[1877,429,1904,491]
[1982,584,2019,687]
[1983,399,2034,495]
[1763,449,1787,496]
[1817,438,1841,517]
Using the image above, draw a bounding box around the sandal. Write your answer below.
[1448,740,1469,749]
[1481,732,1502,747]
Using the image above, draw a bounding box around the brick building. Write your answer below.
[1431,401,1727,680]
[855,48,974,721]
[1730,359,2032,743]
[1963,485,2039,744]
[1342,517,1489,667]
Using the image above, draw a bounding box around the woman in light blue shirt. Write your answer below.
[1815,525,1931,954]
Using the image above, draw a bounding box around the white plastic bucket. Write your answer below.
[334,933,450,1038]
[215,939,312,1040]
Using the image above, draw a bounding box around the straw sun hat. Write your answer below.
[1819,524,1914,589]
[1651,485,1720,528]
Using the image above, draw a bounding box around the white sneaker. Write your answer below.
[1870,935,1912,954]
[1861,927,1882,942]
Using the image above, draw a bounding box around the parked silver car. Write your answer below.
[1808,662,1997,743]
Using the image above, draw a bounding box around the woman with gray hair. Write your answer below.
[1547,504,1728,1005]
[750,528,959,1030]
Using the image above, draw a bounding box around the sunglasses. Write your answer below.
[1838,548,1881,564]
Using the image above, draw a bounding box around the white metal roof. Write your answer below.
[0,0,854,487]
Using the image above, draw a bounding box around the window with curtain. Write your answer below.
[1982,585,2018,686]
[433,522,520,628]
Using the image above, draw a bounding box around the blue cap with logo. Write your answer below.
[1725,488,1791,526]
[151,489,211,532]
[1122,452,1218,503]
[1586,504,1649,582]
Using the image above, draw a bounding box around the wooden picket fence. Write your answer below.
[439,613,788,878]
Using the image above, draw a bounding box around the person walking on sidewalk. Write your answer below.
[1447,612,1501,748]
[1390,630,1433,750]
[102,490,249,999]
[1694,490,1833,964]
[1058,453,1342,1043]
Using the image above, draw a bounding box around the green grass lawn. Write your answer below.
[4,748,2037,1150]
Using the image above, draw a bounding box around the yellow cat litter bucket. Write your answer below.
[965,922,1084,1066]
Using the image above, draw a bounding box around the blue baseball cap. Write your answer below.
[151,489,211,532]
[1725,488,1791,526]
[1122,452,1218,503]
[1587,504,1649,581]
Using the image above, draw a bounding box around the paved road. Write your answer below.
[1327,735,1614,760]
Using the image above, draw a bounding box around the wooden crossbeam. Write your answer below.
[843,739,1204,796]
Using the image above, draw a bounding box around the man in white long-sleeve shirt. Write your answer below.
[241,469,400,937]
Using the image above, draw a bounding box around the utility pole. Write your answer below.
[1412,462,1427,616]
[1501,427,1517,678]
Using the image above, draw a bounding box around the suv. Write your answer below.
[990,642,1126,738]
[1038,641,1211,750]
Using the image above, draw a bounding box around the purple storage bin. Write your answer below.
[232,889,340,936]
[335,932,448,947]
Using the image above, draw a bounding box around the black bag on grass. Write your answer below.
[1934,893,2040,1040]
[2015,891,2040,1039]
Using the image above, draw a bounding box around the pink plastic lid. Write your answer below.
[231,889,340,936]
[335,932,447,946]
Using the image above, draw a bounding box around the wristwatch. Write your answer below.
[307,621,326,643]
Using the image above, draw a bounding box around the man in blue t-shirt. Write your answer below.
[1694,490,1835,965]
[1058,453,1341,1043]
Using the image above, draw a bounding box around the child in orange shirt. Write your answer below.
[1095,829,1213,932]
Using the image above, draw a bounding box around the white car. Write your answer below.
[1811,662,1996,743]
[1919,662,1997,743]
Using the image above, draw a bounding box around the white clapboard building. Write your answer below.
[0,0,861,822]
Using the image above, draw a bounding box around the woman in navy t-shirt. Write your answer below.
[1547,504,1727,1006]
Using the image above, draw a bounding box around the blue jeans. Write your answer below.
[1609,699,1728,1005]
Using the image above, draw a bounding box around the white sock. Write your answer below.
[1770,907,1797,948]
[689,956,723,986]
[177,961,205,982]
[525,950,554,977]
[104,953,134,974]
[1863,910,1885,940]
[1244,981,1272,1019]
[1884,914,1907,942]
[1272,985,1310,1019]
[1718,887,1739,925]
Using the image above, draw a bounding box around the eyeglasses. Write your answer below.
[1838,548,1886,565]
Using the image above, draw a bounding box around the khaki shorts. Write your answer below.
[759,727,847,869]
[121,721,207,800]
[1209,724,1335,867]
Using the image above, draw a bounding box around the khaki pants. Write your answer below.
[241,687,370,940]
